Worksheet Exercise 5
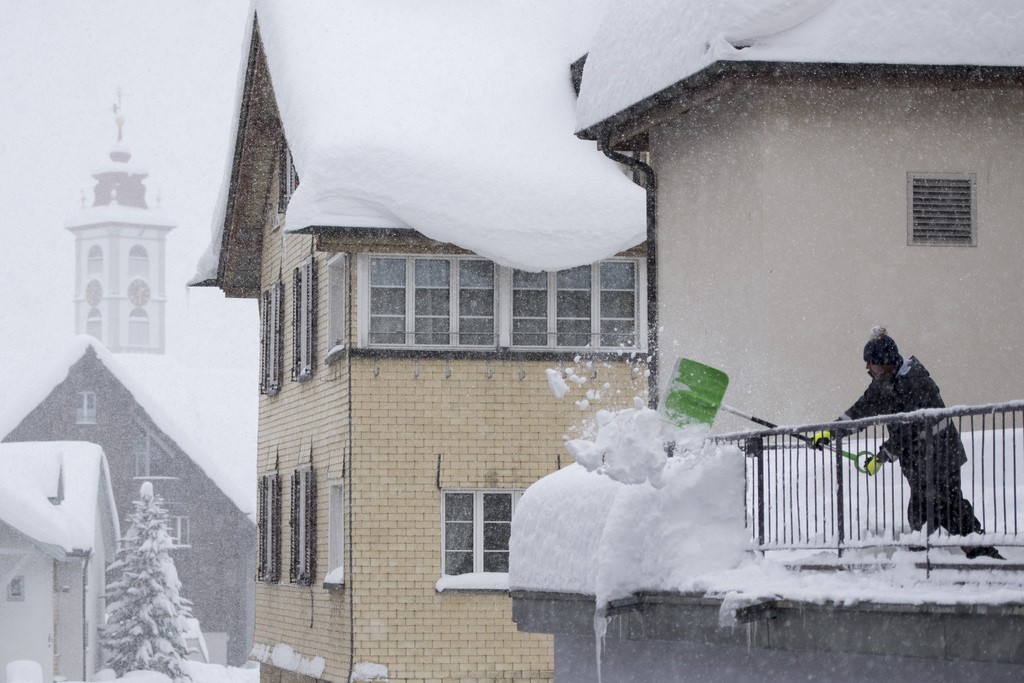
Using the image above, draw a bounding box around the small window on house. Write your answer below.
[260,282,284,396]
[86,308,102,339]
[128,308,149,347]
[278,143,299,213]
[325,479,345,587]
[326,254,347,363]
[87,245,103,275]
[442,489,523,576]
[128,245,149,278]
[290,465,317,586]
[166,503,190,547]
[7,576,24,601]
[76,391,97,425]
[258,473,282,583]
[292,258,317,382]
[908,173,977,246]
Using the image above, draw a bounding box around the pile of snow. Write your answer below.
[350,662,389,682]
[510,402,750,608]
[61,662,257,683]
[199,0,645,276]
[250,644,324,679]
[578,0,1024,132]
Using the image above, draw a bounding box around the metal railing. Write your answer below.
[711,401,1024,555]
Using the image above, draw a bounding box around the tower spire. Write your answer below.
[112,86,124,142]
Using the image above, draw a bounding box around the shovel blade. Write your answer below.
[659,357,730,430]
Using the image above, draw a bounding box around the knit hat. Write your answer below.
[863,326,901,365]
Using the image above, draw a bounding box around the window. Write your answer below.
[128,245,149,278]
[76,391,96,425]
[7,576,24,601]
[513,261,637,348]
[360,255,641,350]
[166,504,190,546]
[260,281,283,396]
[278,143,299,213]
[128,308,149,347]
[325,479,345,587]
[133,422,175,478]
[292,258,317,381]
[290,466,317,586]
[258,473,282,583]
[87,245,103,275]
[86,308,102,339]
[326,254,347,362]
[442,489,523,576]
[908,173,977,246]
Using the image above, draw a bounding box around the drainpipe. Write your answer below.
[68,549,92,681]
[599,135,659,408]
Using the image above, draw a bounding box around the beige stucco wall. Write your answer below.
[252,186,647,681]
[652,80,1024,432]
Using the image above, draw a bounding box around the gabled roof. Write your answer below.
[193,0,645,285]
[577,0,1024,142]
[0,336,256,519]
[0,441,119,558]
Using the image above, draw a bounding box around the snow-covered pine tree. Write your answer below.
[102,481,194,681]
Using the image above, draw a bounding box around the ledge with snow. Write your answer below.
[508,405,1024,681]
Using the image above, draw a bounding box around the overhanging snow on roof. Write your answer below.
[240,0,644,273]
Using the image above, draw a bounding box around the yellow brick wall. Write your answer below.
[252,179,648,681]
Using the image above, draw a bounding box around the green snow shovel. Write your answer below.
[659,357,877,474]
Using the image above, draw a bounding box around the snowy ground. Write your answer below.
[57,661,259,683]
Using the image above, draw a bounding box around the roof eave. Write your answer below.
[578,61,1024,148]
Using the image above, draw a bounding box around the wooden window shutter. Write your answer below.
[269,281,284,394]
[307,259,318,376]
[303,466,317,585]
[257,476,268,581]
[291,267,302,381]
[269,473,282,583]
[289,470,300,583]
[260,291,271,394]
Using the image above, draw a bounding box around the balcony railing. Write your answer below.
[711,401,1024,556]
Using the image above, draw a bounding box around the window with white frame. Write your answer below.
[7,576,24,601]
[260,281,283,395]
[128,308,149,347]
[166,503,190,547]
[258,473,282,583]
[87,245,103,275]
[86,308,102,339]
[442,489,523,575]
[360,255,642,351]
[325,479,345,587]
[908,173,977,246]
[290,465,316,585]
[128,245,149,278]
[292,258,317,381]
[132,422,175,478]
[76,391,97,424]
[326,254,347,361]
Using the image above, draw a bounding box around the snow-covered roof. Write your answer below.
[0,336,256,520]
[65,203,176,231]
[195,0,645,280]
[577,0,1024,134]
[0,441,118,557]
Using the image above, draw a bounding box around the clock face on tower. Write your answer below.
[128,279,151,307]
[85,279,103,307]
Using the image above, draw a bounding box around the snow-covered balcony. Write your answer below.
[509,400,1024,680]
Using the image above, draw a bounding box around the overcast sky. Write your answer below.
[0,0,256,398]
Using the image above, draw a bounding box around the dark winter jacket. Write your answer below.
[839,356,967,468]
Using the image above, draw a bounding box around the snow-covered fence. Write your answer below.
[712,401,1024,555]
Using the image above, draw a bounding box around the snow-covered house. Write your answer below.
[576,0,1024,430]
[1,338,257,667]
[191,1,648,681]
[0,441,119,683]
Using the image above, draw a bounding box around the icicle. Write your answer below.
[593,607,608,683]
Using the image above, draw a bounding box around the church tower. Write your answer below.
[66,102,175,353]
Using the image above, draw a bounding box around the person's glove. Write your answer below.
[811,431,832,448]
[863,446,894,476]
